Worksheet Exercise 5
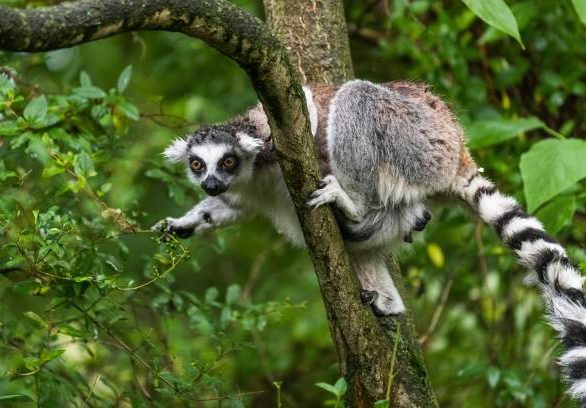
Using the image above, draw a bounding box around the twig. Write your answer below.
[419,277,454,347]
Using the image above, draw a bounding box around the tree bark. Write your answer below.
[262,1,438,407]
[263,0,354,84]
[0,1,436,406]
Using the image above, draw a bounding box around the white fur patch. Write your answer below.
[546,289,586,332]
[190,144,231,178]
[560,347,586,366]
[303,86,318,136]
[516,239,566,269]
[478,192,518,224]
[546,261,584,290]
[236,132,263,154]
[568,380,586,400]
[502,217,544,240]
[164,138,188,163]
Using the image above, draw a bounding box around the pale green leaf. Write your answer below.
[74,86,106,99]
[118,101,140,121]
[79,71,92,87]
[117,65,133,93]
[315,382,340,397]
[461,0,524,47]
[572,0,586,26]
[225,284,241,305]
[520,139,586,212]
[466,117,544,149]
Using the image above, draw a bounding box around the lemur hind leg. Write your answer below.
[352,253,405,315]
[307,175,362,222]
[403,204,432,243]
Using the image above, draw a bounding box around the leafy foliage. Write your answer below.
[0,0,585,406]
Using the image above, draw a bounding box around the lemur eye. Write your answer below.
[190,159,204,172]
[222,156,239,170]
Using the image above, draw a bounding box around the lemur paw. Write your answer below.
[152,218,194,239]
[307,175,361,221]
[307,175,339,208]
[372,294,406,316]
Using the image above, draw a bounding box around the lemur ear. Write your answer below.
[163,138,188,163]
[237,132,264,154]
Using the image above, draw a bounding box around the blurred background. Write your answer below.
[1,0,586,406]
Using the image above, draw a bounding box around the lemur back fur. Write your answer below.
[156,80,586,402]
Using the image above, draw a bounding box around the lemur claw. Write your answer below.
[404,233,413,243]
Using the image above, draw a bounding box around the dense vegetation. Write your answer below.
[1,0,585,406]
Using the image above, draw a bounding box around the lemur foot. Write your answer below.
[152,218,195,239]
[361,289,405,315]
[372,294,406,316]
[307,175,361,221]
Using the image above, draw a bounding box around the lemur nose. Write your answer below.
[201,176,227,196]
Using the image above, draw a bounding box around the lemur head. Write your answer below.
[164,124,265,196]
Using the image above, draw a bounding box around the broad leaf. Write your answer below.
[572,0,586,26]
[74,86,106,99]
[315,382,340,397]
[461,0,524,47]
[535,195,576,234]
[117,65,133,93]
[520,138,586,212]
[23,95,48,123]
[466,117,543,149]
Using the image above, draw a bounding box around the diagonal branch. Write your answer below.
[0,0,401,405]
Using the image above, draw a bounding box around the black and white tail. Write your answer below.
[460,173,586,402]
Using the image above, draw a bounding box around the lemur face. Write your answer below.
[164,125,264,196]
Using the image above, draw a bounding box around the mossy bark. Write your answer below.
[0,1,436,405]
[263,1,437,406]
[263,0,354,84]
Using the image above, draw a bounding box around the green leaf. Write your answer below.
[79,71,92,87]
[466,117,544,149]
[374,400,390,408]
[536,195,576,235]
[225,284,241,305]
[520,139,586,212]
[0,120,23,136]
[0,394,34,402]
[117,65,133,93]
[315,382,340,397]
[334,377,347,396]
[487,366,501,388]
[572,0,586,26]
[74,86,107,99]
[118,100,140,121]
[461,0,524,48]
[41,348,65,363]
[74,152,96,177]
[23,95,48,123]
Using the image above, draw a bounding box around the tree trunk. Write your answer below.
[262,1,438,407]
[0,0,436,406]
[263,0,353,84]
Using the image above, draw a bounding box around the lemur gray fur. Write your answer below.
[154,80,586,401]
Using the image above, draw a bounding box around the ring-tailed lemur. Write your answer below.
[154,80,586,401]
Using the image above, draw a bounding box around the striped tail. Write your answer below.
[460,173,586,402]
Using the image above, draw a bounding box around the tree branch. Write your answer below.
[0,0,406,405]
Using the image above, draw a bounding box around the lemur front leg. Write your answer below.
[153,196,241,238]
[306,175,362,222]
